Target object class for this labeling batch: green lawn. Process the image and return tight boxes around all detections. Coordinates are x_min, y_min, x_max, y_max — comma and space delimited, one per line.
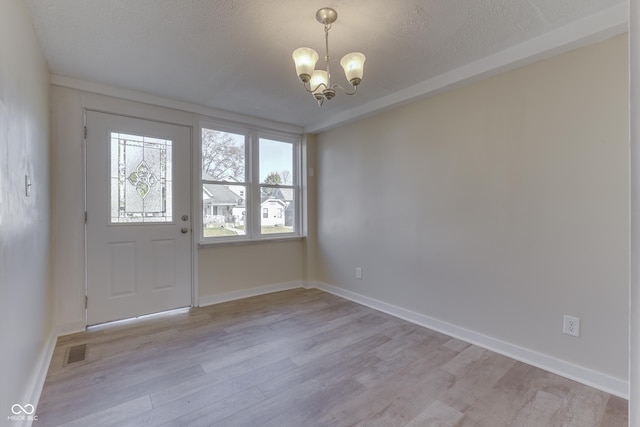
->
261, 226, 294, 234
203, 227, 238, 237
203, 225, 293, 236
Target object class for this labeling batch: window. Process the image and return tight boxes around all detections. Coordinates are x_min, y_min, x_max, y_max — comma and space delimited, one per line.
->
200, 124, 300, 242
110, 132, 172, 223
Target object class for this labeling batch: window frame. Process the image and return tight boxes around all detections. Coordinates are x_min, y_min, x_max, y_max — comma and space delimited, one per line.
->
198, 121, 302, 244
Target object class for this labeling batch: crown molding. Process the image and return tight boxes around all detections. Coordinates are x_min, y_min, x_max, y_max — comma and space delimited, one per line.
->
50, 74, 305, 135
305, 3, 628, 133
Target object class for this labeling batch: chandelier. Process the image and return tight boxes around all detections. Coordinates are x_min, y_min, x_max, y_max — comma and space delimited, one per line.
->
292, 8, 366, 106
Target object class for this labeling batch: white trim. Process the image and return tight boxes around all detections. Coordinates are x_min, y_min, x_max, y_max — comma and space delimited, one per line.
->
310, 281, 629, 399
18, 330, 57, 427
197, 121, 303, 245
197, 236, 305, 247
305, 3, 628, 133
198, 281, 306, 307
55, 321, 86, 337
630, 0, 639, 424
50, 74, 304, 135
191, 122, 200, 309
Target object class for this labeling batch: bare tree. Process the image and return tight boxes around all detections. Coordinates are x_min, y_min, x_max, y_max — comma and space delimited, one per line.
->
202, 129, 244, 180
279, 170, 291, 185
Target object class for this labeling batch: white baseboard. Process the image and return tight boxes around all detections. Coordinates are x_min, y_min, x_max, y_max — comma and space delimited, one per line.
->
17, 329, 57, 427
198, 281, 307, 307
310, 281, 629, 399
56, 321, 86, 337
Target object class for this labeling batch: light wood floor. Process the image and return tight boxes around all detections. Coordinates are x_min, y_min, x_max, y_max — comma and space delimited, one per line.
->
37, 289, 627, 426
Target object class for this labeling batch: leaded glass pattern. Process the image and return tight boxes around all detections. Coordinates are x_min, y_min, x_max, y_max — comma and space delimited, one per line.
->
110, 132, 173, 223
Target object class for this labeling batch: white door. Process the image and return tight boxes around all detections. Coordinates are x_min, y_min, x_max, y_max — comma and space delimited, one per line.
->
86, 111, 192, 325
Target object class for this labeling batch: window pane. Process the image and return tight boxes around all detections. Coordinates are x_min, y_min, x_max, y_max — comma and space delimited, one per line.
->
202, 183, 246, 237
110, 132, 172, 223
259, 138, 293, 185
202, 128, 245, 182
260, 187, 294, 234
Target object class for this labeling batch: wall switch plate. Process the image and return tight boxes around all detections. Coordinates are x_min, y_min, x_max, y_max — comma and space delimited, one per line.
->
356, 267, 362, 279
563, 315, 580, 337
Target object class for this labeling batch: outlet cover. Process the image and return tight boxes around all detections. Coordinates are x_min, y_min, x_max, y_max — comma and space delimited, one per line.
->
356, 267, 362, 279
563, 315, 580, 337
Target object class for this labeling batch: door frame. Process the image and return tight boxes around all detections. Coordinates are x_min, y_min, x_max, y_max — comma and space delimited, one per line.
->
83, 108, 196, 324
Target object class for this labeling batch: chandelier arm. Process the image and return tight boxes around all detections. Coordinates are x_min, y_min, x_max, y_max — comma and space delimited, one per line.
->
331, 83, 358, 96
303, 81, 329, 94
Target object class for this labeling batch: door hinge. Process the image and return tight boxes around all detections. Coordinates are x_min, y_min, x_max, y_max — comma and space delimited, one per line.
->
84, 126, 87, 139
84, 211, 88, 224
85, 295, 88, 309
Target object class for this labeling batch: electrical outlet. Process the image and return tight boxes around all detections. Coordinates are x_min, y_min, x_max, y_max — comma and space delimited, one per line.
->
563, 315, 580, 337
355, 267, 362, 279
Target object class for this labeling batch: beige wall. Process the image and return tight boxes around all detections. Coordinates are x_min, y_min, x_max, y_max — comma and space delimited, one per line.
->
50, 85, 308, 331
315, 35, 629, 381
0, 0, 52, 414
199, 240, 306, 295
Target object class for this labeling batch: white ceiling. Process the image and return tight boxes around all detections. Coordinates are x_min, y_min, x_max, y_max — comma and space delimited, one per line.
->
25, 0, 627, 132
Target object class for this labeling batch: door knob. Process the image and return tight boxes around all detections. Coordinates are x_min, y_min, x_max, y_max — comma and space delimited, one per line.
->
181, 227, 189, 234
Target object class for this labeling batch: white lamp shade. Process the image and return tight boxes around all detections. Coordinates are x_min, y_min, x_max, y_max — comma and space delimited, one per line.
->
340, 52, 366, 84
292, 47, 319, 79
310, 70, 328, 95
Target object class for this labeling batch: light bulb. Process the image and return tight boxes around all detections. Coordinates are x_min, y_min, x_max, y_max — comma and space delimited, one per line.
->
292, 47, 319, 83
340, 52, 366, 86
310, 70, 328, 99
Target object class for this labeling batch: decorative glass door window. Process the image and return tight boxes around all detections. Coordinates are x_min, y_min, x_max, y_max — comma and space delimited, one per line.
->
110, 132, 173, 223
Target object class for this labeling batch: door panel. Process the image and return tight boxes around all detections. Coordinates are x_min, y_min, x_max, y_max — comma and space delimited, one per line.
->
109, 241, 137, 297
86, 111, 192, 325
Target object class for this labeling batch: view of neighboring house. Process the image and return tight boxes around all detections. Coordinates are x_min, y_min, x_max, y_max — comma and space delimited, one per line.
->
202, 174, 294, 230
261, 198, 286, 226
261, 188, 294, 227
202, 183, 242, 226
202, 172, 245, 227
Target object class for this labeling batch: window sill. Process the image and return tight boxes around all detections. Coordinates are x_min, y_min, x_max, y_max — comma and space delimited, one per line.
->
198, 235, 305, 248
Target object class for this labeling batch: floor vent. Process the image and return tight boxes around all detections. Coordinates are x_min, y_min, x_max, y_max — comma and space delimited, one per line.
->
64, 344, 87, 365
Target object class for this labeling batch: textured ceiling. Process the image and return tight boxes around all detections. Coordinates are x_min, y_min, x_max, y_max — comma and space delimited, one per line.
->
25, 0, 627, 132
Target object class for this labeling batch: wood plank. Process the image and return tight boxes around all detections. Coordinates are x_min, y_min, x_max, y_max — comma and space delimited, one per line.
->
404, 400, 465, 427
35, 289, 627, 427
599, 396, 629, 427
61, 395, 153, 427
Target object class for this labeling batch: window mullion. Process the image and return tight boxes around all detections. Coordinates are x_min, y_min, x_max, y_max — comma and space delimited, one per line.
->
293, 140, 300, 234
249, 131, 261, 238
